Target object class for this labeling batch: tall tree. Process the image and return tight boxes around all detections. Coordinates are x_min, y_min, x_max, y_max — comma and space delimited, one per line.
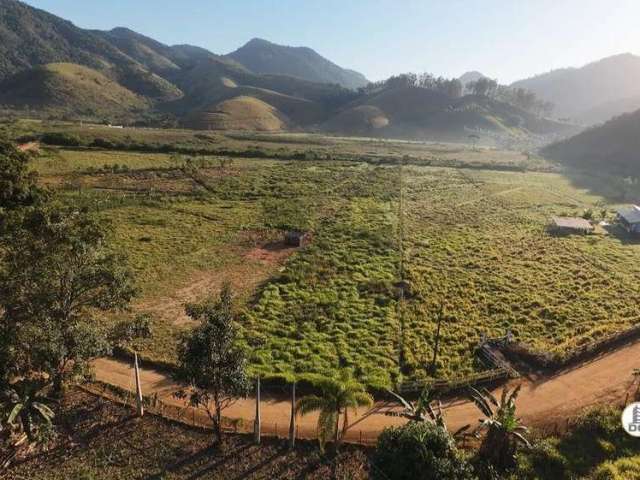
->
0, 205, 136, 395
174, 284, 250, 445
296, 369, 373, 453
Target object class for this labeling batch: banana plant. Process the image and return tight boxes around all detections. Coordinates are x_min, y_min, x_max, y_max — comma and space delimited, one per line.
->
1, 377, 56, 444
469, 384, 530, 470
385, 387, 470, 438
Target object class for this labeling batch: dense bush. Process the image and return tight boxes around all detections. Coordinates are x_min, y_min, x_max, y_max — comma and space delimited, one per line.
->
372, 422, 476, 480
592, 455, 640, 480
514, 407, 640, 479
40, 132, 82, 147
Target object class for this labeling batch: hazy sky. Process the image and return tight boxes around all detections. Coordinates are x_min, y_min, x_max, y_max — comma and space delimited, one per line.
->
23, 0, 640, 84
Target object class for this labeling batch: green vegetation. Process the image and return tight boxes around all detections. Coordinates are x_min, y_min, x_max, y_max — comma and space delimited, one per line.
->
174, 285, 250, 444
5, 126, 638, 388
296, 369, 373, 452
514, 406, 640, 479
470, 385, 530, 471
373, 422, 476, 480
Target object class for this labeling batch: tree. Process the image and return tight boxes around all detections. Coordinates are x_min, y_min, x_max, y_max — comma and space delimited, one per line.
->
174, 284, 250, 445
0, 140, 41, 213
0, 205, 136, 396
468, 78, 497, 97
469, 385, 531, 471
296, 369, 373, 453
372, 422, 476, 480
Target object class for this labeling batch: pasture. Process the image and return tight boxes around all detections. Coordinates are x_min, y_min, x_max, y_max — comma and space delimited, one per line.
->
25, 127, 640, 388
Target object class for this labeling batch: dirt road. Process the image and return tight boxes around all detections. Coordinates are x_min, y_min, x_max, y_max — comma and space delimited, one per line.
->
93, 339, 639, 442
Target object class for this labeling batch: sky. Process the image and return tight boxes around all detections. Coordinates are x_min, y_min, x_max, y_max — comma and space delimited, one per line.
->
23, 0, 640, 84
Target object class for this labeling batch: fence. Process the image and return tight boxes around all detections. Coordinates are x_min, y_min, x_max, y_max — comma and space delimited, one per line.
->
79, 381, 379, 446
501, 319, 640, 371
398, 335, 519, 395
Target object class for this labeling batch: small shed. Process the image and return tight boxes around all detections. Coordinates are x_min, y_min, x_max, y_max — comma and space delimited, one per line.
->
284, 230, 310, 247
549, 216, 594, 235
617, 205, 640, 234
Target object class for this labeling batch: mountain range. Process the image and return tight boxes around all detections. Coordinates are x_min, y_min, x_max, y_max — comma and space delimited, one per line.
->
1, 0, 637, 143
511, 53, 640, 125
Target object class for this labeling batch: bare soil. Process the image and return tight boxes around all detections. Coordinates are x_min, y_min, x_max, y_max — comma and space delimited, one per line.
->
92, 335, 640, 443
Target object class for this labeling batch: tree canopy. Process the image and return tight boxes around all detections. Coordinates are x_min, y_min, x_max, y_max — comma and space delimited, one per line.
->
0, 204, 136, 393
174, 284, 250, 443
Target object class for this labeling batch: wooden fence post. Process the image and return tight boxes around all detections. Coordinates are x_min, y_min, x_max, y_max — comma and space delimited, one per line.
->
254, 376, 261, 444
289, 381, 296, 450
134, 353, 144, 418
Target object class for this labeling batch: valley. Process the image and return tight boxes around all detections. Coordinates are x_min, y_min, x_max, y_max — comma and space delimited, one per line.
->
8, 121, 640, 388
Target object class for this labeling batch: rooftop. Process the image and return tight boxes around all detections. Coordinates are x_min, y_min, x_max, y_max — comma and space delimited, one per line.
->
550, 216, 594, 230
618, 205, 640, 224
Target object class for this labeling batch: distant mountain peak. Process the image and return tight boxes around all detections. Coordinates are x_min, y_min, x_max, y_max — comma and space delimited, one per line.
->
227, 38, 368, 90
459, 71, 488, 85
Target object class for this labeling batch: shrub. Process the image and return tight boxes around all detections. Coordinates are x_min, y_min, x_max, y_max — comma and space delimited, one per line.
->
372, 422, 476, 480
40, 132, 82, 147
592, 456, 640, 480
90, 137, 115, 149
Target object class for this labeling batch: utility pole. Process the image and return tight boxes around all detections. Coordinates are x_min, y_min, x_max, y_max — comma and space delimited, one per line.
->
289, 380, 297, 450
134, 352, 144, 417
254, 376, 261, 444
397, 159, 406, 371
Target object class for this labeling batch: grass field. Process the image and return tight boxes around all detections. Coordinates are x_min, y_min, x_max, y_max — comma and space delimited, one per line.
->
22, 125, 640, 388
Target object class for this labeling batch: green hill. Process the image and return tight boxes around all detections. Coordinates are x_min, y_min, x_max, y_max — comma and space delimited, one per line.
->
323, 86, 573, 141
542, 108, 640, 175
184, 95, 288, 131
0, 63, 150, 121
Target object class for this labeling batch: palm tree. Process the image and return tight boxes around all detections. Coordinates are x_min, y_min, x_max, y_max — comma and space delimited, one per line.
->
386, 387, 470, 438
296, 370, 373, 453
1, 377, 55, 444
469, 385, 530, 470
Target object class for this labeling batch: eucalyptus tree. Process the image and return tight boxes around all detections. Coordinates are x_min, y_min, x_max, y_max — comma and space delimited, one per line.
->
174, 284, 250, 445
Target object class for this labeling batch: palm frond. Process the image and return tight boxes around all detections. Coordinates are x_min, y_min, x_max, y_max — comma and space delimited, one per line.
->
481, 387, 499, 407
507, 384, 522, 405
386, 389, 413, 411
32, 402, 55, 423
469, 387, 493, 418
511, 430, 531, 448
7, 404, 23, 425
296, 395, 326, 416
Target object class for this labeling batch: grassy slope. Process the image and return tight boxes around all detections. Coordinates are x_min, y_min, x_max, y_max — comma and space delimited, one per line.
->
542, 109, 640, 176
0, 63, 150, 120
185, 95, 288, 131
324, 87, 573, 140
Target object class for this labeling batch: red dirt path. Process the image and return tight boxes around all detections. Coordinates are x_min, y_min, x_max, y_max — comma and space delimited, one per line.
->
92, 337, 639, 443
